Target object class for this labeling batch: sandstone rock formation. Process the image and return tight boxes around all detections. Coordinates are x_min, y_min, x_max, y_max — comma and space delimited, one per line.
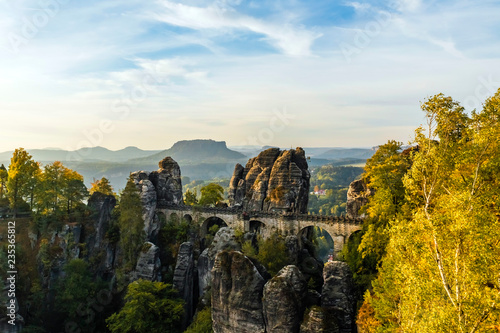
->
263, 265, 307, 333
321, 261, 355, 333
87, 192, 116, 254
228, 148, 310, 213
150, 156, 183, 206
130, 156, 184, 240
198, 227, 241, 297
300, 306, 339, 333
133, 242, 161, 281
173, 242, 195, 329
211, 251, 267, 333
346, 179, 372, 219
285, 235, 300, 266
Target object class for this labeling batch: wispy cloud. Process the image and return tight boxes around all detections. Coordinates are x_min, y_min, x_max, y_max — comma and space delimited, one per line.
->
0, 0, 500, 152
153, 1, 322, 56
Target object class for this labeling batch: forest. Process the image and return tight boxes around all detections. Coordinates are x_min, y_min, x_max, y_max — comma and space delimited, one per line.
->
0, 89, 499, 332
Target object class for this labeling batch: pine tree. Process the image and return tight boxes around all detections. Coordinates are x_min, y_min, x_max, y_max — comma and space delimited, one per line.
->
118, 177, 145, 268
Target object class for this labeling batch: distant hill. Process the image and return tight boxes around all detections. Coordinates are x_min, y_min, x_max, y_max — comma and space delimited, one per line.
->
0, 142, 376, 190
0, 146, 161, 164
129, 139, 246, 164
316, 148, 376, 160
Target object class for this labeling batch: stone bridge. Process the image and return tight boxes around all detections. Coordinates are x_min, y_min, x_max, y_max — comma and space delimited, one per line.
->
158, 205, 363, 256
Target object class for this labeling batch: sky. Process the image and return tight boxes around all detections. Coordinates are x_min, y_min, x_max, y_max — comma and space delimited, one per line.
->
0, 0, 499, 152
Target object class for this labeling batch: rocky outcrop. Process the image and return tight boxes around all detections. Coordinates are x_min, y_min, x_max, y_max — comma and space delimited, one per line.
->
133, 242, 161, 281
228, 148, 310, 213
130, 156, 184, 240
263, 265, 307, 333
130, 171, 159, 240
150, 157, 183, 206
211, 251, 267, 333
285, 235, 300, 266
346, 179, 372, 219
321, 261, 355, 333
300, 306, 339, 333
198, 227, 241, 297
173, 242, 195, 329
87, 192, 116, 254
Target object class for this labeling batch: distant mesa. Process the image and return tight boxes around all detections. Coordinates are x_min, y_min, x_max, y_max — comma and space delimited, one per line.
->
127, 139, 246, 164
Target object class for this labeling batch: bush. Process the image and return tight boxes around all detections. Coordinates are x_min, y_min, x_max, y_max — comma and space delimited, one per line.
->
184, 307, 212, 333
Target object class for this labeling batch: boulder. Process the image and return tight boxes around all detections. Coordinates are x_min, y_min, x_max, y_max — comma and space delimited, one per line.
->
211, 251, 266, 333
263, 265, 307, 333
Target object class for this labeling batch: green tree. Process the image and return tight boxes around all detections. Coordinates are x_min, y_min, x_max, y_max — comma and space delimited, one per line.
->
118, 177, 145, 268
184, 307, 212, 333
184, 189, 198, 206
242, 232, 289, 276
358, 140, 411, 263
56, 259, 104, 332
40, 161, 68, 213
7, 148, 39, 214
90, 177, 114, 196
106, 279, 184, 333
198, 183, 224, 206
62, 170, 88, 215
370, 92, 500, 331
34, 162, 88, 216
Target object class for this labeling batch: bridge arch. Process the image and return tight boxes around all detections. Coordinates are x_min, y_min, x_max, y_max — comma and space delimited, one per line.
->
201, 216, 228, 238
169, 212, 180, 223
183, 214, 193, 223
248, 220, 266, 235
298, 226, 335, 262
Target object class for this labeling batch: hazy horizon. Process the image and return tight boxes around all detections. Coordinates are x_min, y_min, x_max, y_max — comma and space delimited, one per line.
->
1, 0, 499, 152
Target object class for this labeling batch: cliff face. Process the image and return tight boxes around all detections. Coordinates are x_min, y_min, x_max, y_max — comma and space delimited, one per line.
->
228, 148, 310, 213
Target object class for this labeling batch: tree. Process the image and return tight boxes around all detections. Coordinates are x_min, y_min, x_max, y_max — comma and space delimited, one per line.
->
369, 92, 500, 331
62, 170, 88, 215
106, 279, 184, 333
184, 189, 198, 206
0, 164, 7, 202
7, 148, 39, 214
198, 183, 224, 206
41, 161, 67, 213
184, 307, 212, 333
35, 162, 88, 216
118, 177, 145, 268
90, 177, 114, 196
56, 259, 104, 332
358, 140, 411, 263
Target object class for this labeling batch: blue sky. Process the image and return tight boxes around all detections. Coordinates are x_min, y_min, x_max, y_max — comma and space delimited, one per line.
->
1, 0, 499, 152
